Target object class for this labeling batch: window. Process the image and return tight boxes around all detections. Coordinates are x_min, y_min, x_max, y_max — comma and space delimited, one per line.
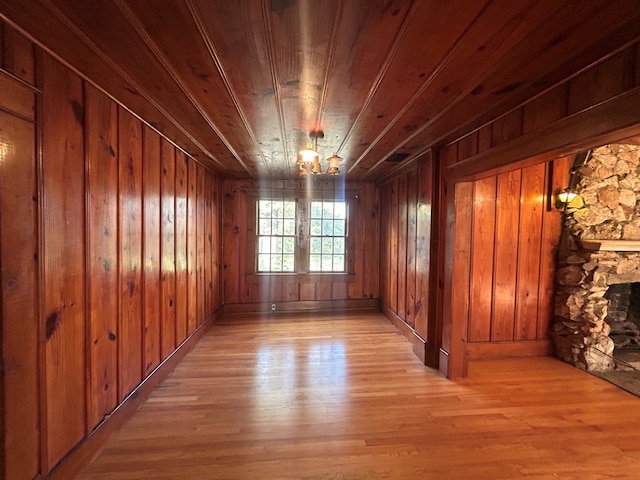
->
257, 200, 296, 272
309, 201, 346, 272
255, 198, 348, 273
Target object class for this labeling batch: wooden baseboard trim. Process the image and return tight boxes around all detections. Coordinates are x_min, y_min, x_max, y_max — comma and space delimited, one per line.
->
45, 309, 221, 480
465, 339, 553, 360
438, 348, 450, 378
379, 302, 427, 364
222, 298, 378, 315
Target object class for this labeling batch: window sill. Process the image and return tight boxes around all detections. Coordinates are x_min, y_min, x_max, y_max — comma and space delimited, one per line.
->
248, 272, 354, 283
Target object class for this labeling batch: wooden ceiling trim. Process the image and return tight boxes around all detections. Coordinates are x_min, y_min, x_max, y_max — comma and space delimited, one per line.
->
190, 0, 285, 176
315, 0, 413, 168
344, 0, 495, 177
420, 1, 640, 153
184, 0, 264, 176
261, 0, 293, 177
114, 0, 253, 177
0, 2, 222, 173
40, 0, 228, 171
353, 0, 550, 178
447, 85, 640, 181
335, 0, 417, 159
313, 0, 343, 132
347, 0, 495, 176
266, 0, 337, 173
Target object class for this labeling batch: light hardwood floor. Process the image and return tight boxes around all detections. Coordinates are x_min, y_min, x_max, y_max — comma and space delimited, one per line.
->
76, 312, 640, 479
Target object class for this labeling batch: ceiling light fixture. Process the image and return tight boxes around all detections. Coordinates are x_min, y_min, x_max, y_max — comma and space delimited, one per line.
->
298, 130, 342, 176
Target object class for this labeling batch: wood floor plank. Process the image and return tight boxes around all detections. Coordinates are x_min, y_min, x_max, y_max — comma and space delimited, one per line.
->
76, 312, 640, 479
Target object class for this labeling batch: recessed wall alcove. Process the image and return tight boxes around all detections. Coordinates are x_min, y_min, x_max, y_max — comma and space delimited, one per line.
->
553, 141, 640, 371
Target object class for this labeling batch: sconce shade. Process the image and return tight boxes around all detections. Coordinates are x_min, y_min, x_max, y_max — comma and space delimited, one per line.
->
299, 143, 319, 164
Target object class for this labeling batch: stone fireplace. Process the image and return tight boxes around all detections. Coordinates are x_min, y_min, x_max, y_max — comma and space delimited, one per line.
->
552, 143, 640, 372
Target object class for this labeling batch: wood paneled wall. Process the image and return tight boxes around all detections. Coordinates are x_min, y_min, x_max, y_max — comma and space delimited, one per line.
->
461, 160, 569, 353
222, 179, 378, 310
0, 24, 222, 479
378, 155, 436, 362
436, 38, 640, 379
444, 43, 640, 182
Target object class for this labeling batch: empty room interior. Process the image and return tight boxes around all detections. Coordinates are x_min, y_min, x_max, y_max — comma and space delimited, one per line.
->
4, 1, 640, 479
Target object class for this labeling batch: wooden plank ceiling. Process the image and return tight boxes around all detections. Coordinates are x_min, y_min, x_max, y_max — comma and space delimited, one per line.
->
2, 0, 640, 181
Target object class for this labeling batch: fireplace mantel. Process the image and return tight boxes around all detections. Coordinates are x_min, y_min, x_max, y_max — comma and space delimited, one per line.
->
580, 240, 640, 252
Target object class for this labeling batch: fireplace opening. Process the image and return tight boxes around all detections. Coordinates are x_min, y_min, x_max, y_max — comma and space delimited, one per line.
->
606, 283, 640, 350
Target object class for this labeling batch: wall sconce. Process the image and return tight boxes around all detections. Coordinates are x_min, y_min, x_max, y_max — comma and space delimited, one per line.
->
555, 188, 582, 210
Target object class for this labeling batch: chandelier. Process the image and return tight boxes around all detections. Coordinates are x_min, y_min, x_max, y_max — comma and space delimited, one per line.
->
297, 130, 342, 176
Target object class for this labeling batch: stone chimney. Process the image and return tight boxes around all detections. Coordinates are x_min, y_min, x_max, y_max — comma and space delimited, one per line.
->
552, 143, 640, 371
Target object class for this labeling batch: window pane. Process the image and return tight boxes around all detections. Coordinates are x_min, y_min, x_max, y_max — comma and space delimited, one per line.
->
271, 254, 282, 271
333, 255, 344, 271
258, 236, 271, 253
334, 202, 346, 219
282, 255, 294, 272
310, 237, 322, 253
283, 237, 295, 254
322, 219, 333, 236
258, 254, 270, 271
259, 200, 271, 218
271, 237, 282, 253
257, 199, 296, 273
272, 201, 284, 218
322, 237, 333, 253
334, 219, 345, 236
334, 237, 345, 254
259, 219, 271, 235
322, 202, 333, 218
272, 219, 283, 235
310, 219, 322, 235
309, 255, 321, 271
284, 201, 296, 218
321, 255, 333, 271
311, 201, 322, 218
283, 219, 296, 235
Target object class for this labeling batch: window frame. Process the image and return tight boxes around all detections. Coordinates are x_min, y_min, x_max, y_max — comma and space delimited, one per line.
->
251, 194, 352, 276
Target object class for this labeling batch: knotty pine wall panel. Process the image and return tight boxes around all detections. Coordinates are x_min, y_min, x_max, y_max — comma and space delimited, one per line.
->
175, 152, 189, 346
205, 171, 214, 317
0, 28, 39, 480
187, 158, 198, 335
42, 53, 87, 470
86, 84, 119, 431
0, 108, 39, 479
491, 169, 521, 342
160, 139, 176, 359
196, 163, 206, 326
222, 180, 378, 308
0, 24, 222, 477
118, 107, 144, 400
379, 155, 435, 344
142, 126, 162, 376
444, 159, 567, 364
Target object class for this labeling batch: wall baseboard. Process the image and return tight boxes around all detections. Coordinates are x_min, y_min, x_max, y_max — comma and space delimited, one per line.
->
379, 302, 428, 365
45, 309, 221, 480
465, 339, 553, 360
222, 298, 378, 315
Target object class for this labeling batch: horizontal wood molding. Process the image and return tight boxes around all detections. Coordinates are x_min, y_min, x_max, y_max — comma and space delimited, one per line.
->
465, 339, 553, 360
45, 311, 220, 480
222, 298, 378, 315
380, 302, 427, 364
581, 239, 640, 251
447, 85, 640, 181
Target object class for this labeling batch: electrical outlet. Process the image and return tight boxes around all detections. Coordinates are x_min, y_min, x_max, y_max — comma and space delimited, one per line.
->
271, 303, 276, 311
